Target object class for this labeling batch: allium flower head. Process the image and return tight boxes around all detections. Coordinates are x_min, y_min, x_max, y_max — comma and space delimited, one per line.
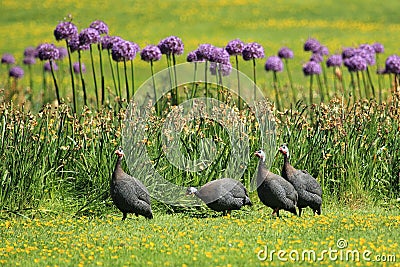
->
242, 42, 265, 60
278, 47, 294, 59
9, 66, 24, 79
89, 20, 109, 35
186, 51, 199, 62
264, 56, 283, 72
326, 54, 343, 67
225, 39, 244, 56
73, 62, 86, 74
140, 45, 162, 62
209, 62, 232, 76
111, 39, 139, 61
384, 54, 400, 74
344, 55, 367, 72
68, 34, 89, 52
37, 43, 60, 61
158, 36, 184, 55
372, 43, 384, 54
316, 46, 329, 56
357, 45, 376, 65
1, 53, 15, 64
196, 44, 214, 61
302, 61, 322, 76
44, 61, 59, 72
209, 47, 230, 64
54, 21, 78, 41
79, 28, 101, 46
342, 47, 355, 59
304, 38, 321, 53
58, 47, 68, 60
101, 35, 123, 50
24, 47, 37, 57
310, 53, 324, 63
23, 57, 36, 65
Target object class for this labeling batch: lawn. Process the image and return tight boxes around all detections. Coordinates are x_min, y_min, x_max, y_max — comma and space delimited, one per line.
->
1, 203, 399, 267
1, 1, 400, 266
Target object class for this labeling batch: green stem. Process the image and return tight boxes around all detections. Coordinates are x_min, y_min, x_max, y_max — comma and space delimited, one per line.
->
89, 45, 99, 109
66, 40, 76, 113
309, 74, 314, 105
78, 51, 87, 106
150, 60, 158, 114
123, 59, 130, 101
130, 60, 135, 100
284, 58, 296, 104
252, 58, 257, 102
49, 60, 61, 106
107, 50, 118, 99
273, 71, 282, 111
235, 55, 241, 110
97, 43, 105, 106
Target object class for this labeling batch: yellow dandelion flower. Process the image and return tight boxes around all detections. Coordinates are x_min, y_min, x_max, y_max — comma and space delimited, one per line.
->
205, 251, 212, 258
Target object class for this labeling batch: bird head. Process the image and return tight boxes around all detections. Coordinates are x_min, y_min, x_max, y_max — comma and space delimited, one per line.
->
115, 147, 124, 158
185, 187, 198, 196
254, 150, 266, 162
278, 144, 289, 157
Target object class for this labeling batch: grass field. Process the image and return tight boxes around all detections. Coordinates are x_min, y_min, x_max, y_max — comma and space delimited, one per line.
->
1, 204, 399, 267
1, 1, 400, 266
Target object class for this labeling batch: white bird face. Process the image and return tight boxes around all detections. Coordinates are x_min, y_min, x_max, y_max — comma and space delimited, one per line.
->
186, 187, 198, 196
254, 150, 266, 162
278, 144, 289, 157
115, 147, 124, 157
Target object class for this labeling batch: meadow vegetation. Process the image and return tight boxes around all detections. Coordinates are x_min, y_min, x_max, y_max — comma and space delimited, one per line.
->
1, 0, 400, 266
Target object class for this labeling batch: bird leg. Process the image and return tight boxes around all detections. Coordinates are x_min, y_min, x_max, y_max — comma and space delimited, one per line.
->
271, 208, 280, 217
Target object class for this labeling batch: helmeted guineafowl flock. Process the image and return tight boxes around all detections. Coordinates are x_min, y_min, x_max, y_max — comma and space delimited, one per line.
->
111, 145, 322, 219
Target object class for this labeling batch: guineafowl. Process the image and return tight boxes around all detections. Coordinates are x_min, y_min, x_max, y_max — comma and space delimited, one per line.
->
255, 150, 298, 217
111, 147, 153, 220
186, 178, 252, 216
278, 144, 322, 216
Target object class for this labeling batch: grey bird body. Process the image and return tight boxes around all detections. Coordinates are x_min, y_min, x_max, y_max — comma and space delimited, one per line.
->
111, 148, 153, 220
187, 178, 252, 215
255, 150, 298, 217
279, 144, 322, 216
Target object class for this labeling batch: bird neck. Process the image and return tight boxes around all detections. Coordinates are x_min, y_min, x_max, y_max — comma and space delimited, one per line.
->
113, 156, 124, 179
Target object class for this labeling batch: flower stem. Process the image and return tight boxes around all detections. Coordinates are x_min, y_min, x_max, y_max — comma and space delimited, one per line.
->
123, 59, 130, 101
66, 41, 76, 113
150, 60, 158, 114
273, 71, 282, 111
235, 55, 241, 110
49, 59, 61, 106
252, 58, 257, 102
89, 45, 99, 109
284, 58, 296, 104
130, 60, 135, 101
97, 43, 105, 106
78, 51, 87, 106
107, 49, 118, 99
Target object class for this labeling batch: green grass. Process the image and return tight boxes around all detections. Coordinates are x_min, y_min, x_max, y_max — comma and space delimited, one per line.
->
1, 203, 399, 266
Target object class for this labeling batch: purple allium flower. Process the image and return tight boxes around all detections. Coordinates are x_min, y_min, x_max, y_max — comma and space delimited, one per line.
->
89, 20, 109, 35
196, 44, 214, 61
304, 38, 321, 53
344, 55, 367, 72
157, 36, 184, 56
1, 53, 15, 64
24, 47, 37, 57
326, 54, 343, 67
316, 46, 329, 56
68, 34, 89, 52
209, 47, 230, 64
225, 39, 244, 56
264, 56, 283, 72
372, 42, 384, 54
100, 35, 123, 50
342, 47, 356, 59
242, 42, 265, 60
209, 62, 232, 76
186, 50, 199, 62
111, 39, 139, 61
9, 66, 24, 79
302, 61, 322, 76
73, 62, 86, 74
37, 43, 60, 61
57, 47, 68, 60
23, 57, 36, 65
140, 45, 162, 62
44, 61, 58, 72
310, 53, 324, 63
357, 45, 376, 66
54, 21, 78, 41
79, 28, 101, 46
384, 54, 400, 74
277, 47, 294, 59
